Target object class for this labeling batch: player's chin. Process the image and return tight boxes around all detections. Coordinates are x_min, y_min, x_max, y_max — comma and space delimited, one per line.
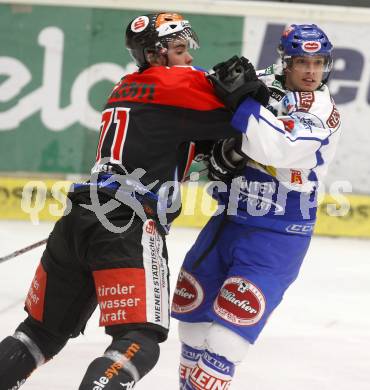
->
299, 80, 319, 92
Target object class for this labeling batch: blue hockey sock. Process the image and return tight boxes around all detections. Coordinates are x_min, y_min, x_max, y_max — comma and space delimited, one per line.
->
184, 349, 235, 390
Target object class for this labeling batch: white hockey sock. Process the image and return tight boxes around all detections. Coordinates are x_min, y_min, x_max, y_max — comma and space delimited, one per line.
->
180, 343, 204, 388
185, 349, 235, 390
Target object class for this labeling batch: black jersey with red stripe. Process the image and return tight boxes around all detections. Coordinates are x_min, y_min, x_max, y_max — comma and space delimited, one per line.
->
92, 65, 235, 192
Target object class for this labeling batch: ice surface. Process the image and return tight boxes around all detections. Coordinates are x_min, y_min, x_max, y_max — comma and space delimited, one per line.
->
0, 220, 369, 389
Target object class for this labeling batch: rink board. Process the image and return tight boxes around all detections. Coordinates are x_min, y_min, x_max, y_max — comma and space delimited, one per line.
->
0, 177, 369, 238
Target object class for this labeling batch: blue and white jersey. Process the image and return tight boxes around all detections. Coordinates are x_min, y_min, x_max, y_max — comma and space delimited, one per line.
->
216, 64, 341, 235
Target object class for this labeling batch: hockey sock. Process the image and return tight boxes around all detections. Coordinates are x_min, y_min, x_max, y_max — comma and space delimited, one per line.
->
79, 330, 160, 390
0, 332, 45, 389
179, 343, 204, 389
184, 349, 235, 390
79, 356, 136, 390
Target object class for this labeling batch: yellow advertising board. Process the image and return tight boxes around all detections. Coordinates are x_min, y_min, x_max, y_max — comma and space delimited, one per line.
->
1, 177, 369, 238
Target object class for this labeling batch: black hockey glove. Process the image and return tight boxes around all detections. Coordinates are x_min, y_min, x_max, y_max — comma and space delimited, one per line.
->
208, 56, 270, 111
208, 137, 248, 183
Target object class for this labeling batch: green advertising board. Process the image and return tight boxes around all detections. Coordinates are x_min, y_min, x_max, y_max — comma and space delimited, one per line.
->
0, 4, 243, 174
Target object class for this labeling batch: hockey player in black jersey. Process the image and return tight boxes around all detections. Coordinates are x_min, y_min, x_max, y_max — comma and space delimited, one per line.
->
0, 12, 268, 390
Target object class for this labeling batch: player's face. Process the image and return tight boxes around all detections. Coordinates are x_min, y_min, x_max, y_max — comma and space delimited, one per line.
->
285, 55, 325, 92
166, 39, 194, 66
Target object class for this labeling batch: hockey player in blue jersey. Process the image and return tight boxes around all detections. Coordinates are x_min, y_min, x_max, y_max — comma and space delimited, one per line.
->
171, 24, 341, 389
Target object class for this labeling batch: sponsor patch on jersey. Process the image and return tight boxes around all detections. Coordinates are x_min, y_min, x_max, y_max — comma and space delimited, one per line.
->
326, 105, 340, 128
131, 16, 149, 33
302, 41, 321, 53
290, 169, 303, 185
25, 261, 47, 322
282, 92, 296, 113
279, 116, 295, 132
298, 91, 315, 111
172, 269, 204, 313
269, 87, 285, 102
94, 268, 147, 326
141, 220, 169, 328
145, 219, 156, 235
213, 277, 265, 326
292, 111, 325, 130
238, 179, 285, 215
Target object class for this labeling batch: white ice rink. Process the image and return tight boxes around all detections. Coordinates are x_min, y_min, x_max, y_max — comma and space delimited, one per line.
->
0, 220, 369, 390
